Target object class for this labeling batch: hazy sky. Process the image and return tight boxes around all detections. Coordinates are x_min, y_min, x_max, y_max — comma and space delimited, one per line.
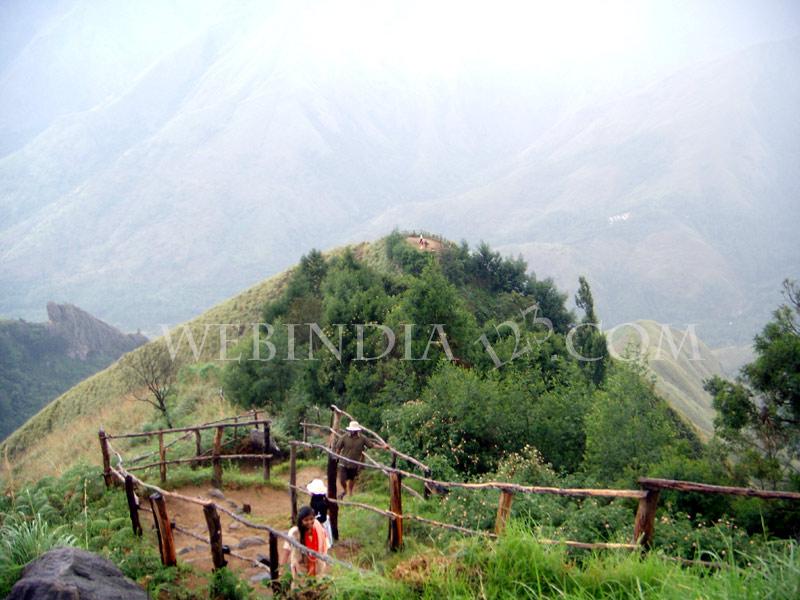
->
4, 0, 800, 85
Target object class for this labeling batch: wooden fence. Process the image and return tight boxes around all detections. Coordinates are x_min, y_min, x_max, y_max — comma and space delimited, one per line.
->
99, 410, 273, 488
101, 429, 356, 593
296, 406, 800, 551
97, 407, 800, 588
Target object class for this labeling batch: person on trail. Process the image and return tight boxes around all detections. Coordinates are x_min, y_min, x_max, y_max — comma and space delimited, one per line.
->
282, 505, 329, 583
333, 421, 387, 499
307, 478, 333, 544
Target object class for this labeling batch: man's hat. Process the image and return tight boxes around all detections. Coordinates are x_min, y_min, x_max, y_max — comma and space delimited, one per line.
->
346, 420, 362, 432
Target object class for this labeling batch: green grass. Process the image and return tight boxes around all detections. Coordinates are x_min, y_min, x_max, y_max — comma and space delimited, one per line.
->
327, 523, 800, 599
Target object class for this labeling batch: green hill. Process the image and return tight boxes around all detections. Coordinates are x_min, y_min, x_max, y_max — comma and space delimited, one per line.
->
1, 234, 716, 490
0, 303, 146, 441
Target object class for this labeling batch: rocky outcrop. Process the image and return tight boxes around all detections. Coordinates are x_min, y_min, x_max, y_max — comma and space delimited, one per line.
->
6, 547, 148, 599
46, 302, 147, 360
248, 429, 281, 455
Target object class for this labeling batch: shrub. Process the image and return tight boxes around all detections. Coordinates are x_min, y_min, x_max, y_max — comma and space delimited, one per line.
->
0, 513, 77, 595
208, 567, 252, 600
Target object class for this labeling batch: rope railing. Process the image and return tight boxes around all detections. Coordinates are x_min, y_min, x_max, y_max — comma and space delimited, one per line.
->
100, 418, 273, 487
290, 441, 647, 500
105, 440, 358, 578
126, 454, 273, 472
128, 410, 266, 464
289, 483, 496, 539
106, 419, 270, 440
170, 522, 270, 571
100, 409, 800, 587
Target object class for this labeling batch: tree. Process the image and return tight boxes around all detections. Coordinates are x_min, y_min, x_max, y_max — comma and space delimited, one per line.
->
571, 276, 609, 386
705, 279, 800, 489
584, 361, 676, 483
123, 343, 182, 428
396, 261, 479, 379
384, 364, 528, 475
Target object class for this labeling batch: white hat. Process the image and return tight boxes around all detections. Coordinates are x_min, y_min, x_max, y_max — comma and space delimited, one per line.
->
346, 420, 362, 432
307, 479, 327, 495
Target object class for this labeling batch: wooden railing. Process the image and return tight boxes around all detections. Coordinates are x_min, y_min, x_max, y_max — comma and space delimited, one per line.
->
97, 407, 800, 587
103, 439, 356, 593
99, 411, 273, 488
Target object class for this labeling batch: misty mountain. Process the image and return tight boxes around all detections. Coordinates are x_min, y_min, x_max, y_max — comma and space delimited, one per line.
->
362, 38, 800, 345
0, 302, 146, 440
0, 1, 796, 347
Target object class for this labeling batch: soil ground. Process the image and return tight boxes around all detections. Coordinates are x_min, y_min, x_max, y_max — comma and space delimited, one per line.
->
142, 465, 352, 592
405, 236, 443, 253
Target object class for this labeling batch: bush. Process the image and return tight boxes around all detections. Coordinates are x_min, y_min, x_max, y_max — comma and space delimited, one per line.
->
0, 513, 77, 595
208, 567, 252, 600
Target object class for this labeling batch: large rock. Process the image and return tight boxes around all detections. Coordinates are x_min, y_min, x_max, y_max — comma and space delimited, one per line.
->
7, 547, 147, 600
247, 429, 281, 454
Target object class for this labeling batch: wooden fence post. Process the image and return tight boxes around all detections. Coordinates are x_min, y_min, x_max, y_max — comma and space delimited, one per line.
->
124, 475, 142, 536
263, 422, 271, 481
149, 493, 177, 566
495, 490, 514, 535
203, 503, 227, 570
327, 455, 339, 542
269, 532, 280, 593
158, 431, 167, 484
233, 416, 239, 442
192, 429, 201, 470
212, 426, 223, 489
327, 407, 340, 541
423, 468, 432, 500
290, 444, 298, 524
302, 423, 308, 444
388, 471, 403, 551
328, 407, 341, 448
98, 429, 112, 488
633, 487, 660, 549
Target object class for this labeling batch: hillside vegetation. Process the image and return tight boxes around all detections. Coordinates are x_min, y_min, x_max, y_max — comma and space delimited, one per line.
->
2, 234, 799, 598
607, 320, 722, 439
0, 303, 146, 440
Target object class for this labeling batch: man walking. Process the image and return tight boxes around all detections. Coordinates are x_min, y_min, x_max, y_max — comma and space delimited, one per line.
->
333, 421, 387, 498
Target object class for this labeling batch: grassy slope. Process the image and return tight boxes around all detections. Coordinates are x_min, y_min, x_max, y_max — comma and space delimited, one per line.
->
607, 319, 720, 439
0, 267, 292, 483
0, 241, 384, 485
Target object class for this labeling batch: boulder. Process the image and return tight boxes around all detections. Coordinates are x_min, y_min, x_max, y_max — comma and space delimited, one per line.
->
7, 547, 147, 600
247, 429, 280, 454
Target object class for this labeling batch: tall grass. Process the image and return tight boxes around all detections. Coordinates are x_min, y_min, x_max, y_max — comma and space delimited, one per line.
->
329, 522, 800, 599
0, 513, 77, 595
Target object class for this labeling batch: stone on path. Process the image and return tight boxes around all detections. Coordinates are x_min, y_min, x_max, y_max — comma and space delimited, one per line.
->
207, 488, 225, 500
237, 536, 266, 549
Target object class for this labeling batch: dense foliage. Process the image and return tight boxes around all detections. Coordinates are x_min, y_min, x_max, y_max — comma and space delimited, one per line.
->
0, 321, 116, 440
223, 232, 701, 488
223, 234, 800, 546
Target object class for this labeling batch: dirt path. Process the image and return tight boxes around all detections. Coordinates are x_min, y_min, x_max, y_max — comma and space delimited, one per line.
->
405, 235, 443, 253
158, 465, 327, 586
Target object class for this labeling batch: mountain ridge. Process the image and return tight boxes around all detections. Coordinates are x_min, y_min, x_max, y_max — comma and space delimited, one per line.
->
0, 302, 146, 440
1, 25, 796, 347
